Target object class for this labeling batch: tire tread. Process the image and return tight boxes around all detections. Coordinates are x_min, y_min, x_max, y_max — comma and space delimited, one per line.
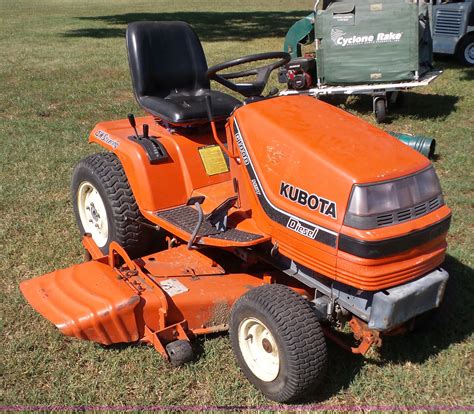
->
72, 152, 153, 256
230, 284, 327, 402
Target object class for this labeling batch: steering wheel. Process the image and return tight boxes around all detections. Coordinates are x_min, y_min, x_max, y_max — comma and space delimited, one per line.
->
206, 52, 291, 98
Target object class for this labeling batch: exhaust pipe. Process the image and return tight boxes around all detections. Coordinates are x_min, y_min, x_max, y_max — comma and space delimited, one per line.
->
388, 131, 436, 159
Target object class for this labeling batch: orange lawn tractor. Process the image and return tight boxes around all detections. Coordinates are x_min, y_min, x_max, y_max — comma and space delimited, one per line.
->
21, 22, 451, 403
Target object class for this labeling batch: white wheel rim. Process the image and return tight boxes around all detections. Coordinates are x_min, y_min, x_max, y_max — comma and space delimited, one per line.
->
238, 317, 280, 382
465, 42, 474, 64
77, 181, 109, 247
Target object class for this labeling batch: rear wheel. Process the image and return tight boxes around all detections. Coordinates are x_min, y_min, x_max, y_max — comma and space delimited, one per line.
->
456, 35, 474, 67
230, 284, 327, 402
72, 152, 154, 257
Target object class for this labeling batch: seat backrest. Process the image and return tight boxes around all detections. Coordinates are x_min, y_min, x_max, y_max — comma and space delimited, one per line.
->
126, 21, 210, 99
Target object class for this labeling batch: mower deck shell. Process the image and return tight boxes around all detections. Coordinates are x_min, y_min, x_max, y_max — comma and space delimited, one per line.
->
20, 240, 312, 347
20, 259, 144, 344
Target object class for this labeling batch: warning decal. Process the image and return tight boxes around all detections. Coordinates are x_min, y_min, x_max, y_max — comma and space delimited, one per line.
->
159, 278, 189, 297
198, 145, 229, 176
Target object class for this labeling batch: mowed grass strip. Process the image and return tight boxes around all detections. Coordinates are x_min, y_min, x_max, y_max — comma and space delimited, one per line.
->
0, 0, 473, 408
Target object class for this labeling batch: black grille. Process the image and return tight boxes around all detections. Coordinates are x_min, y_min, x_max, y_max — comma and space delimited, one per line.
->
397, 209, 412, 222
374, 196, 443, 228
434, 9, 463, 36
376, 213, 393, 226
414, 203, 427, 216
429, 197, 441, 210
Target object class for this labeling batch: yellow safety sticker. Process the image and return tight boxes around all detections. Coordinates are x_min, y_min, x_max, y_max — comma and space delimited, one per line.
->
198, 145, 229, 176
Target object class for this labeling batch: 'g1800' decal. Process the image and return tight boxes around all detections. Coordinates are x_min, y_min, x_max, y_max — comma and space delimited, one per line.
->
280, 182, 337, 219
94, 130, 119, 149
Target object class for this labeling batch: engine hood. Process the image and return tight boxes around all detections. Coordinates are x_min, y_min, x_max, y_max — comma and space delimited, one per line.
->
233, 95, 429, 230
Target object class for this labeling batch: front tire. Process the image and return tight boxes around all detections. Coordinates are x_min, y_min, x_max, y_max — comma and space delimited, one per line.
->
456, 35, 474, 67
71, 152, 154, 257
230, 284, 327, 402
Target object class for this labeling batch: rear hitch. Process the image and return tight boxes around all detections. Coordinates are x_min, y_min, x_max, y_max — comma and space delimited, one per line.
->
348, 317, 382, 355
323, 316, 382, 356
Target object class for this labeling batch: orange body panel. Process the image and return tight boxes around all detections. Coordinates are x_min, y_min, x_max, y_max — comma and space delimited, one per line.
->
232, 95, 430, 230
334, 207, 451, 290
90, 118, 230, 212
225, 96, 450, 290
336, 237, 447, 290
87, 95, 450, 291
91, 119, 269, 248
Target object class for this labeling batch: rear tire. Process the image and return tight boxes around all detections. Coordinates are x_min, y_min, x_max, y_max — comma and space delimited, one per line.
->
456, 35, 474, 67
71, 152, 154, 257
230, 284, 327, 403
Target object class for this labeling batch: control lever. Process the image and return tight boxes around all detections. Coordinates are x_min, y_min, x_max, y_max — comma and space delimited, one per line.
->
204, 95, 237, 159
187, 202, 204, 250
127, 115, 168, 164
127, 113, 140, 139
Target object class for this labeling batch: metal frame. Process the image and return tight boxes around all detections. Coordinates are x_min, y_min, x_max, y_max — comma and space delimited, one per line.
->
280, 70, 442, 97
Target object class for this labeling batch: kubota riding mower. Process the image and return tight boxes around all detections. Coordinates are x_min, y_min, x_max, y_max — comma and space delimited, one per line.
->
20, 21, 451, 402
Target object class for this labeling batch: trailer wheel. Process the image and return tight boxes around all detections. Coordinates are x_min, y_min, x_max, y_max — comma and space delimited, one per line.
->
456, 35, 474, 67
72, 152, 154, 257
230, 284, 327, 403
374, 98, 387, 123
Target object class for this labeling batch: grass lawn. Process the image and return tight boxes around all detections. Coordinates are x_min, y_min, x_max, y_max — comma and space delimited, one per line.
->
1, 0, 473, 408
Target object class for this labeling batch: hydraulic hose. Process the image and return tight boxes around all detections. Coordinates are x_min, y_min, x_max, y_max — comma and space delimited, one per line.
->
388, 131, 436, 159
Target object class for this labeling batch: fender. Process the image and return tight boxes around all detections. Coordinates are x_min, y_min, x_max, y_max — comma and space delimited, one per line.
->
88, 117, 230, 213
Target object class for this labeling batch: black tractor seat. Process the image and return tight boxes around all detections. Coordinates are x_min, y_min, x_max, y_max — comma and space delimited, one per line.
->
126, 21, 241, 125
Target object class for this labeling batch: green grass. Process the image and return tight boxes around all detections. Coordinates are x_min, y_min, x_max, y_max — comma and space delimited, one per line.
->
1, 0, 473, 408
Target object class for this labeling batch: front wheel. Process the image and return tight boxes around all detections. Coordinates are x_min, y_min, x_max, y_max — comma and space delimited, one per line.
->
230, 284, 327, 402
456, 35, 474, 67
71, 152, 154, 257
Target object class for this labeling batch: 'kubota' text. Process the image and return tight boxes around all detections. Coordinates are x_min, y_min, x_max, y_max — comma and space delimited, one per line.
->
280, 182, 337, 219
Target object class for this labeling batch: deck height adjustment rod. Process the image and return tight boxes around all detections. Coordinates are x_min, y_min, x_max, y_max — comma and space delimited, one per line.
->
187, 202, 204, 250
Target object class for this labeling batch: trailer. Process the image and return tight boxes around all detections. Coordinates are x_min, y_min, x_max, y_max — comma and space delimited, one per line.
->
279, 0, 443, 122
